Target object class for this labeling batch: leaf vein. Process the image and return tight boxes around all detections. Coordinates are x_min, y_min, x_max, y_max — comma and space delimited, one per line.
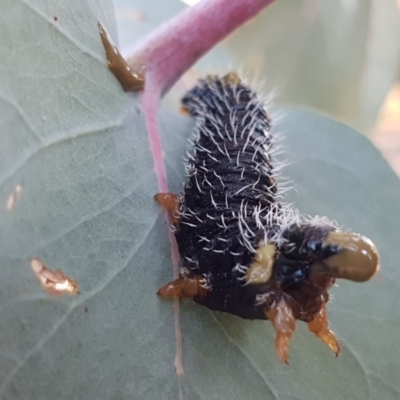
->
210, 313, 280, 400
0, 215, 158, 396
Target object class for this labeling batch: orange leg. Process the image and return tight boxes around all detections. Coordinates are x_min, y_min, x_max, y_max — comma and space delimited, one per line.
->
265, 296, 296, 364
308, 301, 340, 356
155, 192, 181, 225
158, 276, 208, 299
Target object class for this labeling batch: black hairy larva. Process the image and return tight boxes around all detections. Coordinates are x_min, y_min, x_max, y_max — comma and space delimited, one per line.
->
156, 73, 380, 363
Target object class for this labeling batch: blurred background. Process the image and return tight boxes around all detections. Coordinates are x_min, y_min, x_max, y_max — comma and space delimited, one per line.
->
113, 0, 400, 173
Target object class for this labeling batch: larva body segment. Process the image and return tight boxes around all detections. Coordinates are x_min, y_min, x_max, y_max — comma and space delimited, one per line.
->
178, 73, 278, 320
157, 73, 380, 363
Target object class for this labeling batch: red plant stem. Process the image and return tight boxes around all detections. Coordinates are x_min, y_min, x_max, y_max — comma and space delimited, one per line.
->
140, 84, 185, 376
131, 0, 275, 379
127, 0, 275, 96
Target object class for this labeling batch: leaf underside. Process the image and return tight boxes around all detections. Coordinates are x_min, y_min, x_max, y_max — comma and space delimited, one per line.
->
0, 1, 399, 399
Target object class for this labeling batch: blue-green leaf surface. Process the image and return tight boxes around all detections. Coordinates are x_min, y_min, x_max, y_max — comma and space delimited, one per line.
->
1, 1, 399, 399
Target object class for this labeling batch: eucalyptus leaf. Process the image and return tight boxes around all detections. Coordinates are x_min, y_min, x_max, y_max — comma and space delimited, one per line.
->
1, 1, 400, 400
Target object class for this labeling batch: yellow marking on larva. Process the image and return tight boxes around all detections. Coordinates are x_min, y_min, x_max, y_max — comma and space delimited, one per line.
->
245, 242, 276, 284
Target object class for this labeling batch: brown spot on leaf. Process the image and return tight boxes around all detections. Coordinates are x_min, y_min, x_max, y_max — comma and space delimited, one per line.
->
30, 258, 79, 296
6, 185, 23, 211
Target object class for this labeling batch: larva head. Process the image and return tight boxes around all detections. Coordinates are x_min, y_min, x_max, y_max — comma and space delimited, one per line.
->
264, 223, 380, 363
308, 230, 380, 283
272, 223, 380, 299
247, 223, 379, 364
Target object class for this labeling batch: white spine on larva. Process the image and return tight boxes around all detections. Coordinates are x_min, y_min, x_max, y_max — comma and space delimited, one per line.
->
183, 74, 339, 254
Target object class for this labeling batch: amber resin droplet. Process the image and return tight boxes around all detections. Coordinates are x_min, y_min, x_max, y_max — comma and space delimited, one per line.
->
98, 21, 144, 92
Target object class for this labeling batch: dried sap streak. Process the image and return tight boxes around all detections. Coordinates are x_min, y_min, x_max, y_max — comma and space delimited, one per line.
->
156, 74, 380, 363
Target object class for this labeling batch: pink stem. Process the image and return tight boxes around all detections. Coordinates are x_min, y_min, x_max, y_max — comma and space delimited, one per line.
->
127, 0, 275, 96
135, 0, 275, 378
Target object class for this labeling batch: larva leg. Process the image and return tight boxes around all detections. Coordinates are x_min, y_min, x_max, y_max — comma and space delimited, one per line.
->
158, 276, 208, 299
265, 296, 296, 364
307, 301, 340, 356
155, 193, 181, 224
